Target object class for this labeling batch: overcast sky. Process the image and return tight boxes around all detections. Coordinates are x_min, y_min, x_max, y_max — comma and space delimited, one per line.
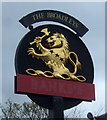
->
1, 1, 106, 118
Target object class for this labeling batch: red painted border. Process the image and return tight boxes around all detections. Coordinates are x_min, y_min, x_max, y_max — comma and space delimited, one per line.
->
15, 74, 95, 101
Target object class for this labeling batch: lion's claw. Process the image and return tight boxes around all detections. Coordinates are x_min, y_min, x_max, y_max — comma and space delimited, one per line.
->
27, 48, 35, 57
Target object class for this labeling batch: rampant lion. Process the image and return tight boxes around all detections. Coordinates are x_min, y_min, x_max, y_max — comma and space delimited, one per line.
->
26, 28, 86, 82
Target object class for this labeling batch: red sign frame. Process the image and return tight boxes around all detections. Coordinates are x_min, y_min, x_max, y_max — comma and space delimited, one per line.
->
15, 74, 95, 101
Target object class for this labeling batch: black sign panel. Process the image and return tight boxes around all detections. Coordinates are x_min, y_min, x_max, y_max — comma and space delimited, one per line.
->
15, 10, 94, 110
19, 10, 89, 37
15, 24, 94, 109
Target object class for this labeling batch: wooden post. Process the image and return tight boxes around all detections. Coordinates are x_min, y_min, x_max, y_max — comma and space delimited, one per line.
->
49, 97, 64, 120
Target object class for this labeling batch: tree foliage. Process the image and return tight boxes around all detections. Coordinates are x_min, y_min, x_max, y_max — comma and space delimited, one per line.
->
0, 99, 48, 120
0, 99, 84, 119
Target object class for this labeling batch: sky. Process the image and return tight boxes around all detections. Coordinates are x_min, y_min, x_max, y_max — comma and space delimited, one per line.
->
0, 1, 106, 118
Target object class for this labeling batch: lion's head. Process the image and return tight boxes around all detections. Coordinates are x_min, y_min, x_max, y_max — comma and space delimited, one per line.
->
46, 33, 69, 49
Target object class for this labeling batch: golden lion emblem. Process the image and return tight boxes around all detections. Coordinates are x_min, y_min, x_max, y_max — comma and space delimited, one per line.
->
26, 28, 86, 82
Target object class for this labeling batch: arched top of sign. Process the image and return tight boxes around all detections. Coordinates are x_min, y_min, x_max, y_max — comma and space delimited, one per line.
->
19, 10, 89, 37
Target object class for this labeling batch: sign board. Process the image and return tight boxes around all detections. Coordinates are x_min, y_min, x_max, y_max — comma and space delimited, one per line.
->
15, 74, 95, 101
15, 10, 95, 110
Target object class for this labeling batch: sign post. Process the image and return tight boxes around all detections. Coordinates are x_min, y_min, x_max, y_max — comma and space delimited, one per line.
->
15, 10, 95, 119
49, 97, 64, 119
